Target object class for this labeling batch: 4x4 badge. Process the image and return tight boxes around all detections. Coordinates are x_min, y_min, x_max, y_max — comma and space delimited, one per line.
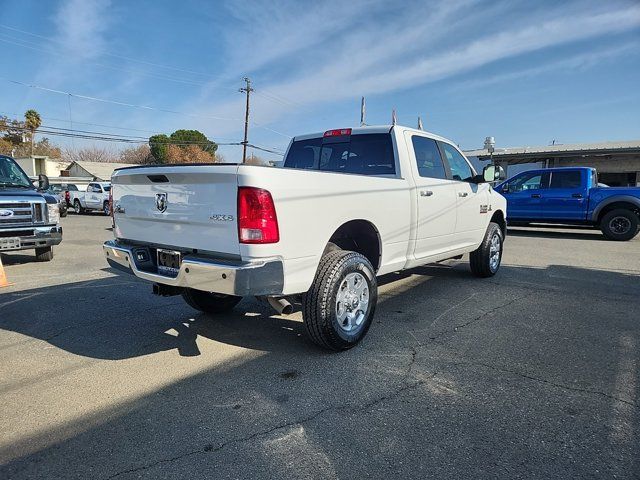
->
155, 193, 167, 213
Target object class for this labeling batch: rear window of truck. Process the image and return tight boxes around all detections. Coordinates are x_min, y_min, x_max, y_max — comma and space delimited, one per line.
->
284, 133, 395, 176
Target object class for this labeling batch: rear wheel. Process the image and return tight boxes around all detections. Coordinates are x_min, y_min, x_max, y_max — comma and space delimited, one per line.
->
600, 209, 639, 241
470, 222, 504, 277
182, 288, 242, 314
35, 247, 53, 262
73, 199, 84, 214
303, 250, 377, 351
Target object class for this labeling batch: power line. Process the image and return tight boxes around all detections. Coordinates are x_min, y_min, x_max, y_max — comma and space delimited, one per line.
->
0, 24, 228, 80
6, 123, 285, 154
0, 76, 292, 138
0, 25, 306, 124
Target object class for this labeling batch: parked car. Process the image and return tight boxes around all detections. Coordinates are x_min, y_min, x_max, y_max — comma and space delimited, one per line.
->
0, 154, 62, 261
104, 125, 507, 350
69, 182, 111, 215
51, 182, 80, 208
495, 167, 640, 241
46, 185, 68, 217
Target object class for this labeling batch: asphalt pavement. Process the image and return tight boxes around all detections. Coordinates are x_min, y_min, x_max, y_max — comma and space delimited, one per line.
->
1, 214, 638, 479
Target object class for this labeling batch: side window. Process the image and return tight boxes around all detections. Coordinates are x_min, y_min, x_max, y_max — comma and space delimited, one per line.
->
507, 172, 546, 193
411, 136, 447, 179
550, 171, 582, 189
438, 142, 474, 182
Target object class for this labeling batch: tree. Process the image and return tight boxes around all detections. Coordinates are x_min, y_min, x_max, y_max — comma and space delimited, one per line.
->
24, 110, 42, 156
165, 144, 215, 164
119, 144, 152, 164
0, 138, 14, 155
148, 129, 218, 164
0, 115, 25, 146
64, 146, 117, 163
149, 134, 170, 163
244, 154, 267, 166
169, 130, 217, 155
11, 137, 62, 158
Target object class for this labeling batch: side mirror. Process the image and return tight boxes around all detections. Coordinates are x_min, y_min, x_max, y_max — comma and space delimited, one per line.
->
501, 183, 510, 193
38, 174, 50, 191
482, 164, 506, 183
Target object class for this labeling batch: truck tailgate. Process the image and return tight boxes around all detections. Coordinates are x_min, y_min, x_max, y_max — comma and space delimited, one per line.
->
111, 165, 240, 255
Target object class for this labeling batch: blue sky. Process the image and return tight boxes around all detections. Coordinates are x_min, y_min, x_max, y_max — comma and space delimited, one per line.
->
0, 0, 639, 161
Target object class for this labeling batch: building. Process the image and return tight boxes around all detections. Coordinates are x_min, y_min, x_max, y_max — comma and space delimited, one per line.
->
465, 140, 640, 187
14, 155, 71, 178
62, 161, 139, 182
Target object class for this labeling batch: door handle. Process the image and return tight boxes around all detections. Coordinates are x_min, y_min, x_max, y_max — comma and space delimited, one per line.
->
571, 193, 583, 198
458, 192, 468, 197
420, 190, 433, 197
531, 194, 541, 198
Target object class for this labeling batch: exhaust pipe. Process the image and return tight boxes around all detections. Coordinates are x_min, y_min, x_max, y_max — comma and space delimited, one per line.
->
267, 296, 293, 315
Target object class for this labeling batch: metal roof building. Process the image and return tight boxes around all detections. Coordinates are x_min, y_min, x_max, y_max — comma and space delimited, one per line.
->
62, 161, 140, 182
465, 140, 640, 187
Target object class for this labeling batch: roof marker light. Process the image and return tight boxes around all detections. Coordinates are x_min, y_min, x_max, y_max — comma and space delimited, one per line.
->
323, 128, 352, 137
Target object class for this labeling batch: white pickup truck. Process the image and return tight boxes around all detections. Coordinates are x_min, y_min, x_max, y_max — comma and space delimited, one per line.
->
69, 181, 111, 215
104, 125, 507, 350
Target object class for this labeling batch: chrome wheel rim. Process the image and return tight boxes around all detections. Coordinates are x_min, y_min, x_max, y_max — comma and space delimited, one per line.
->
609, 216, 631, 235
489, 233, 501, 272
335, 272, 369, 332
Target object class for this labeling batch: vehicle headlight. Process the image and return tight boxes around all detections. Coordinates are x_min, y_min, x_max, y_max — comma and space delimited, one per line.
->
47, 203, 60, 224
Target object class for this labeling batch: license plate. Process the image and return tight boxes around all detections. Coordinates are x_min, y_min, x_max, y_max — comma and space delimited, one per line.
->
157, 249, 181, 277
0, 237, 21, 251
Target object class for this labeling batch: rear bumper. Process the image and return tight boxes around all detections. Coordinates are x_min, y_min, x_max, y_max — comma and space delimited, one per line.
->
0, 225, 63, 251
103, 240, 284, 296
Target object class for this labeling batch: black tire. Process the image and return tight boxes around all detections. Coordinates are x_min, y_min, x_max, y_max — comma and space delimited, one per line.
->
182, 288, 242, 314
60, 208, 67, 218
469, 222, 504, 278
35, 247, 54, 262
73, 199, 84, 214
103, 201, 110, 216
302, 250, 377, 351
600, 209, 639, 241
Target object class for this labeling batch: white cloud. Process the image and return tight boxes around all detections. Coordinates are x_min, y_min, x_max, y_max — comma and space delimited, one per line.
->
52, 0, 112, 60
186, 1, 640, 142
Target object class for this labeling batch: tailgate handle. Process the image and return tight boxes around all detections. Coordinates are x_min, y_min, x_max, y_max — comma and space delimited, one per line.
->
571, 193, 583, 199
531, 194, 541, 198
147, 175, 169, 183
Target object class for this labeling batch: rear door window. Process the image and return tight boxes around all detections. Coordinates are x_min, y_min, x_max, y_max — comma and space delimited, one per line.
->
411, 136, 447, 179
284, 133, 395, 176
550, 171, 582, 189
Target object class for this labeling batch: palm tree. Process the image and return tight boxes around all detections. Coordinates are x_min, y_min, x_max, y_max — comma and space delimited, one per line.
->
24, 109, 42, 156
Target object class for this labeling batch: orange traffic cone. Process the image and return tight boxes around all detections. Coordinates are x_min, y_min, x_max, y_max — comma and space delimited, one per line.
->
0, 255, 13, 288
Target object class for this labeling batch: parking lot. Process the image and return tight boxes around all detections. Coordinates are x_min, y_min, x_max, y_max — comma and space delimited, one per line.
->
1, 214, 638, 479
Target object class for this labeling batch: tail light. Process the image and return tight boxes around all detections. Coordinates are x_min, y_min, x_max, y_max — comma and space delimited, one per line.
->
237, 187, 279, 244
65, 191, 70, 203
108, 188, 113, 217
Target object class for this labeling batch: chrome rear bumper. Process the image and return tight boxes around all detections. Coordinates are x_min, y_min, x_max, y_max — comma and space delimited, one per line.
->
103, 240, 284, 296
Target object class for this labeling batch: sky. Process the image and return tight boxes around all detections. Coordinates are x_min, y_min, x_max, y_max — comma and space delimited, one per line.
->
0, 0, 639, 162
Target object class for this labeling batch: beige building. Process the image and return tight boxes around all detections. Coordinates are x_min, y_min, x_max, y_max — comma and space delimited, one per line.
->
15, 155, 71, 178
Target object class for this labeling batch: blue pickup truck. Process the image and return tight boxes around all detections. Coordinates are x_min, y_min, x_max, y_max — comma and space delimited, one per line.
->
495, 167, 640, 241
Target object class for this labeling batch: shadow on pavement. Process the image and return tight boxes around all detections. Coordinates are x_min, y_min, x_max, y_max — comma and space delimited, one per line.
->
0, 263, 638, 478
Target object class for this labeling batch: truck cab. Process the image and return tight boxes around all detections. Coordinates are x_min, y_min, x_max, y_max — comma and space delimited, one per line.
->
0, 154, 62, 261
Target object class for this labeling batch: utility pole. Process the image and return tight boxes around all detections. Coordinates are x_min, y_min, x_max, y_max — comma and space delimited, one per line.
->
239, 77, 254, 164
